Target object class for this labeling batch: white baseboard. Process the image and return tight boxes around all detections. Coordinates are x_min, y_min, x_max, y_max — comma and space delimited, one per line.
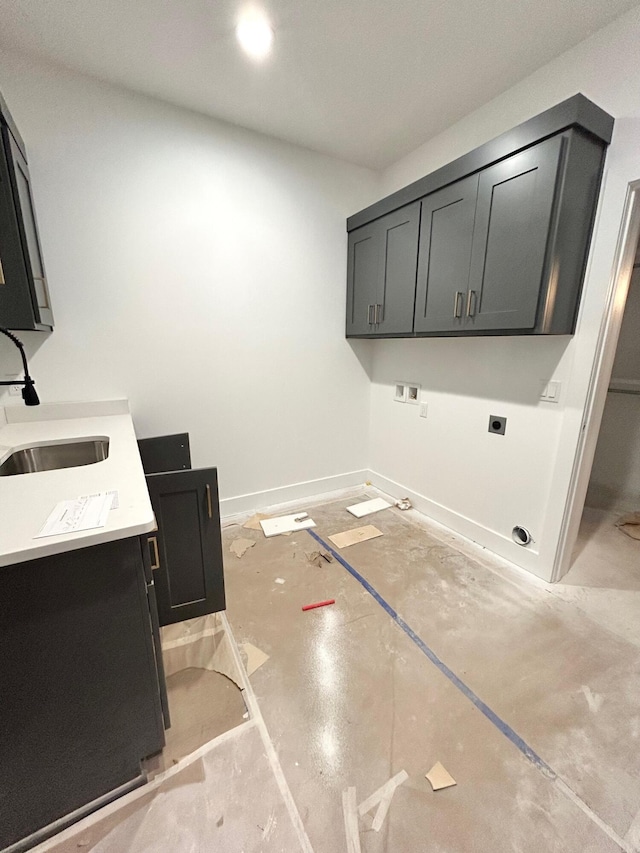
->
220, 466, 549, 581
367, 469, 548, 580
220, 469, 370, 519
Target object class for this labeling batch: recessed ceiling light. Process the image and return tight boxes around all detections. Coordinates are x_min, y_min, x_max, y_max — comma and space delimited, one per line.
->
236, 12, 274, 61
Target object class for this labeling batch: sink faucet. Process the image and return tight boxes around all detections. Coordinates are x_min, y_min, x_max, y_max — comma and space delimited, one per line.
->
0, 326, 40, 405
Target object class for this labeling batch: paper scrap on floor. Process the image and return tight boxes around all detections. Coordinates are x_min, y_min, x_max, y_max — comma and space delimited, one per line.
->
425, 761, 456, 791
260, 513, 316, 537
35, 492, 114, 538
243, 512, 272, 531
616, 511, 640, 541
241, 642, 270, 676
229, 537, 255, 558
329, 525, 383, 549
346, 497, 392, 518
306, 549, 333, 567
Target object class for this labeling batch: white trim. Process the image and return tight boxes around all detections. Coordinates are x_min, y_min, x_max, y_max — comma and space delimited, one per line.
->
219, 469, 369, 518
551, 180, 640, 582
367, 469, 550, 578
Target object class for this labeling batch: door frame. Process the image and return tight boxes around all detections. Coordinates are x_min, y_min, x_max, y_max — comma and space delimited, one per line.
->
552, 179, 640, 582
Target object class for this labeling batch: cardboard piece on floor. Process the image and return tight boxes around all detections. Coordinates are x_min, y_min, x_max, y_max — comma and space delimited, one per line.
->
160, 613, 244, 689
329, 525, 383, 549
260, 513, 316, 537
616, 511, 640, 540
395, 497, 412, 511
346, 498, 392, 518
306, 549, 334, 568
243, 512, 272, 531
229, 537, 255, 558
425, 762, 456, 791
241, 642, 270, 677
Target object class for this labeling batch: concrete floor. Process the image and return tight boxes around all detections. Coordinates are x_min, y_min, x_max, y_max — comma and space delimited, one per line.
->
33, 493, 640, 853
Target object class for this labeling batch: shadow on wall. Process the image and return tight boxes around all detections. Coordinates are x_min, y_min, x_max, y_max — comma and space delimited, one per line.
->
369, 334, 572, 405
347, 338, 375, 381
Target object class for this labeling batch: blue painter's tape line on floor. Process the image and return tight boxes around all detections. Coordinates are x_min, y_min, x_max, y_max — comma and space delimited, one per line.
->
307, 528, 557, 780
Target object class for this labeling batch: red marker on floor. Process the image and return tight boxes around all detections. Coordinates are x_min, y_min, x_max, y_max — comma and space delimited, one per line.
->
302, 599, 335, 611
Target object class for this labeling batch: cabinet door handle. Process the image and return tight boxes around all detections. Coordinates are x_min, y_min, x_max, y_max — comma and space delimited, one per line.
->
375, 303, 382, 324
466, 290, 476, 317
206, 483, 213, 519
148, 535, 160, 570
367, 304, 374, 325
453, 291, 463, 318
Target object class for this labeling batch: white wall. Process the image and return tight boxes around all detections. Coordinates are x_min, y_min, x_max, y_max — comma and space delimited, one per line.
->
587, 267, 640, 510
367, 4, 640, 579
0, 51, 378, 508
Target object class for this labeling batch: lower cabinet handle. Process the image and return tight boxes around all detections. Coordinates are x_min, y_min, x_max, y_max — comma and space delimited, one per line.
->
453, 291, 463, 318
466, 290, 476, 317
148, 536, 160, 570
375, 303, 382, 325
206, 483, 213, 519
367, 304, 373, 325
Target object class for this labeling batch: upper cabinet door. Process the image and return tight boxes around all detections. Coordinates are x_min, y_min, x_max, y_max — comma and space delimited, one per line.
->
466, 136, 564, 331
6, 133, 54, 329
376, 202, 420, 335
346, 221, 380, 336
414, 175, 479, 333
146, 467, 225, 626
0, 126, 53, 330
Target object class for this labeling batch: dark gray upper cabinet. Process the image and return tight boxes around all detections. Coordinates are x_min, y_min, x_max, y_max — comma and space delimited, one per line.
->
466, 135, 563, 332
146, 467, 226, 626
346, 202, 420, 336
0, 93, 53, 331
346, 221, 379, 335
414, 174, 479, 333
345, 94, 613, 339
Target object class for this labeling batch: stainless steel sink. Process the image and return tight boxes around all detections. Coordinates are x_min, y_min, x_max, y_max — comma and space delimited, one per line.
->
0, 438, 110, 476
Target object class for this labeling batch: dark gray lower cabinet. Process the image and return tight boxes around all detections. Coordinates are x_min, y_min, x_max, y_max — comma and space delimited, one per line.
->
137, 432, 191, 475
0, 537, 165, 851
146, 468, 226, 626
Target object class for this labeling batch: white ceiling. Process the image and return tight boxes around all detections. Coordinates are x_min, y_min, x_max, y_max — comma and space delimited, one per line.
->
0, 0, 636, 169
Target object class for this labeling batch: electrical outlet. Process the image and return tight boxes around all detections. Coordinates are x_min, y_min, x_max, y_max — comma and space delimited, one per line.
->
419, 402, 428, 418
488, 415, 507, 435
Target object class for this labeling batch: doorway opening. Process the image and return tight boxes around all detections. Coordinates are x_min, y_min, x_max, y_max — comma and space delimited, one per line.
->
557, 180, 640, 596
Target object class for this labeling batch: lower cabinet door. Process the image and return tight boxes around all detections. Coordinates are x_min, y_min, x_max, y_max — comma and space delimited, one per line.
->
146, 468, 226, 626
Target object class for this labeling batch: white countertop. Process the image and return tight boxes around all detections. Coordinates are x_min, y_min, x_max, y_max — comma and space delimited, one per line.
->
0, 400, 155, 567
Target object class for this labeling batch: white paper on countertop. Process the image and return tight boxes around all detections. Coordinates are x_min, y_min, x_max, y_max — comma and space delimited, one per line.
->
35, 492, 115, 539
